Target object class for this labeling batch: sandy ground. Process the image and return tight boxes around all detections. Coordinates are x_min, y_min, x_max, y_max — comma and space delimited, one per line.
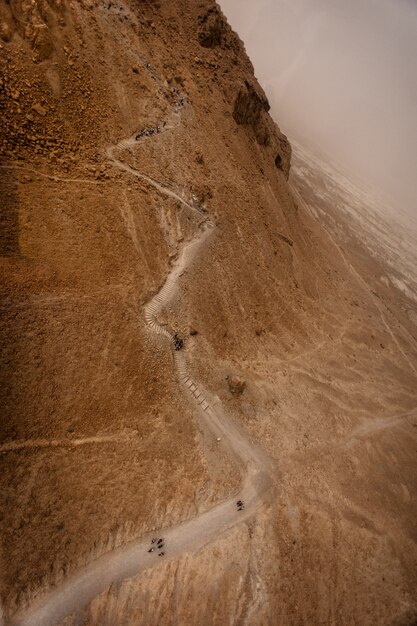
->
1, 1, 416, 625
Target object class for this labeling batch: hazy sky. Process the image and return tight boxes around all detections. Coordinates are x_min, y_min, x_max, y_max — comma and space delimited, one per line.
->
220, 0, 417, 218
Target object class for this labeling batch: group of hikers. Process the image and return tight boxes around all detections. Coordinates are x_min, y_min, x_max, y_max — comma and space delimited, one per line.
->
148, 537, 165, 557
135, 122, 166, 141
146, 502, 245, 560
133, 87, 186, 143
173, 333, 184, 351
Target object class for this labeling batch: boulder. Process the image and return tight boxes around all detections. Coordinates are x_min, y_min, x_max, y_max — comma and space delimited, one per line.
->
227, 376, 246, 396
198, 7, 225, 48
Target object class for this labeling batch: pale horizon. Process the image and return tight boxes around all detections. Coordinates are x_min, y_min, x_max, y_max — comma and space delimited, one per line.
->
220, 0, 417, 221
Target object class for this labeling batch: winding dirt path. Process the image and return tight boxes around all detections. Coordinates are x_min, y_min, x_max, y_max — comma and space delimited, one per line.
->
10, 69, 273, 626
9, 50, 414, 626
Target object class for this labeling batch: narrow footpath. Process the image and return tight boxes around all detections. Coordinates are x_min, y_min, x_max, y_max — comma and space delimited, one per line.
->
11, 62, 273, 626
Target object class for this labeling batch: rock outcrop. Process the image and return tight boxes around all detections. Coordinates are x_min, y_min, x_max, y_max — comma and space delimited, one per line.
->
232, 79, 291, 178
197, 6, 226, 48
0, 2, 299, 617
227, 375, 246, 396
0, 0, 66, 60
1, 2, 415, 625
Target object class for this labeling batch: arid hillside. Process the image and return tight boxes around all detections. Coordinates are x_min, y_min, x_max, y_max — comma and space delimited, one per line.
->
1, 2, 416, 625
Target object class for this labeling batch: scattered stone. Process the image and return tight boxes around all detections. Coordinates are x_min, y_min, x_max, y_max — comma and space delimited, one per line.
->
227, 376, 246, 396
198, 7, 226, 48
32, 102, 48, 116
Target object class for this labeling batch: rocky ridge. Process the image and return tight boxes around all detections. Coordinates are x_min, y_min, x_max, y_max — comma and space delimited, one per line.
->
1, 1, 416, 625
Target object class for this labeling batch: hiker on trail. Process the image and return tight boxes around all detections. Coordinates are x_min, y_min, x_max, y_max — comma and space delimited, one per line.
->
173, 334, 184, 351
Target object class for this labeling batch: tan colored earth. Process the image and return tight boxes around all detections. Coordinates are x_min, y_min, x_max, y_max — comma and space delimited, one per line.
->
0, 1, 416, 625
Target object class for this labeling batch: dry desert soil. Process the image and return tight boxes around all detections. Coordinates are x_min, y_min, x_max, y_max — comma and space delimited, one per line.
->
0, 1, 416, 625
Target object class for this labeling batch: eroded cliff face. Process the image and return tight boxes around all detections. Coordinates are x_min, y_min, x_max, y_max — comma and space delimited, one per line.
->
0, 0, 297, 615
1, 2, 416, 626
232, 80, 291, 175
0, 0, 290, 174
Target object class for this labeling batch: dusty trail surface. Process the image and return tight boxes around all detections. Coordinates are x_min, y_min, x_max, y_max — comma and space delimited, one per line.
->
3, 2, 417, 624
11, 69, 273, 626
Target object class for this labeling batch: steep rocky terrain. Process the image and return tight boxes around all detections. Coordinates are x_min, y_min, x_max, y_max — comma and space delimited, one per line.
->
1, 1, 416, 625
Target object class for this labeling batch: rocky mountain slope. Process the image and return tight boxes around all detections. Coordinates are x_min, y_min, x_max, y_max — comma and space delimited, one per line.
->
1, 1, 416, 625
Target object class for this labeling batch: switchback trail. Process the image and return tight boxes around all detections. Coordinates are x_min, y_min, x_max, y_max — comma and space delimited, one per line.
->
10, 66, 273, 626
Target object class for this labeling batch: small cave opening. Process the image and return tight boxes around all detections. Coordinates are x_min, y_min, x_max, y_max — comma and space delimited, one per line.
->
275, 154, 282, 169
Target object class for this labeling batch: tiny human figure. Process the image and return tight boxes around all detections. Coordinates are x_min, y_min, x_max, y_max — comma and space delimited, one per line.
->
148, 548, 154, 553
158, 552, 165, 557
151, 538, 157, 544
173, 334, 184, 351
